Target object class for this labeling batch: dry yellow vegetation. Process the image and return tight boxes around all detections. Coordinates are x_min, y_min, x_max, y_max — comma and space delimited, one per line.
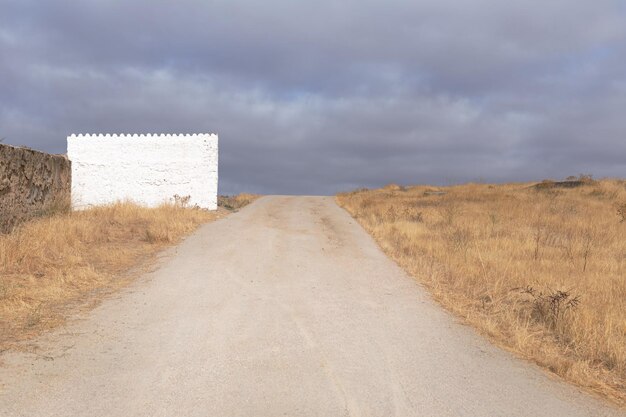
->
337, 178, 626, 405
0, 197, 256, 350
218, 193, 260, 211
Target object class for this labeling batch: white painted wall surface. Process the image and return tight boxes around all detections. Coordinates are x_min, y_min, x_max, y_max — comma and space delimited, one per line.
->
67, 133, 218, 210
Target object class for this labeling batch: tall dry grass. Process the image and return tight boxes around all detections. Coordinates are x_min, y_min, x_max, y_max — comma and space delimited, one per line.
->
337, 179, 626, 405
0, 202, 225, 350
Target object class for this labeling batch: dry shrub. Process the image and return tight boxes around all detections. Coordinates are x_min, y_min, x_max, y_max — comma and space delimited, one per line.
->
517, 287, 580, 332
337, 179, 626, 405
617, 202, 626, 223
0, 202, 221, 349
218, 193, 260, 211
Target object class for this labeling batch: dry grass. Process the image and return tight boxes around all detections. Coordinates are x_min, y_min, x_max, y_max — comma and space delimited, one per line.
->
218, 193, 260, 211
337, 178, 626, 405
0, 201, 232, 350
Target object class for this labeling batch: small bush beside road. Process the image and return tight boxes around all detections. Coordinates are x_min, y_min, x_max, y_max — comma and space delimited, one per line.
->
218, 193, 259, 210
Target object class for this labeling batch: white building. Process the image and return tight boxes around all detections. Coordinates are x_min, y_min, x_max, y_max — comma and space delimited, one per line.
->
67, 133, 218, 210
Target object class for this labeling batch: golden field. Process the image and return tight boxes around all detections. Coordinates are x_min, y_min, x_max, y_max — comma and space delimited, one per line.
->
0, 195, 256, 351
337, 178, 626, 405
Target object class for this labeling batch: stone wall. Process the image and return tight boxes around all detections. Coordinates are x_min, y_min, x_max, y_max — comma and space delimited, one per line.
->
0, 144, 71, 232
67, 134, 218, 210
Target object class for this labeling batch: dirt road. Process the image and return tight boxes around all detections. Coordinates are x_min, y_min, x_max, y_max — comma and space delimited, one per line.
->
0, 196, 621, 416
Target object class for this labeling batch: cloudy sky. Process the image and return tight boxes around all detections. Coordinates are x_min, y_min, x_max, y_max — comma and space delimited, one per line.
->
1, 0, 625, 194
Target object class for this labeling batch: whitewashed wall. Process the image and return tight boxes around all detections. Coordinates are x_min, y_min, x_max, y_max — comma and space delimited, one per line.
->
67, 133, 218, 210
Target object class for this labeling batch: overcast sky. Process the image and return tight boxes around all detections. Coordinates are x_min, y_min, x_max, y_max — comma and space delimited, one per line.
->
1, 0, 625, 194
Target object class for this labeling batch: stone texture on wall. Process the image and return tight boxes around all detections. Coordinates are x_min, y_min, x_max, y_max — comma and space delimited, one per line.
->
0, 144, 71, 233
67, 134, 218, 210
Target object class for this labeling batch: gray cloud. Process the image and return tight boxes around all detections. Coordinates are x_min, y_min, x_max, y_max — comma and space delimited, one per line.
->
1, 0, 625, 194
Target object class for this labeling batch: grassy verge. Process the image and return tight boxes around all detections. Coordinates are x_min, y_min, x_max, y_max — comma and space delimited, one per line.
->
218, 193, 260, 211
0, 197, 255, 351
337, 179, 626, 405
